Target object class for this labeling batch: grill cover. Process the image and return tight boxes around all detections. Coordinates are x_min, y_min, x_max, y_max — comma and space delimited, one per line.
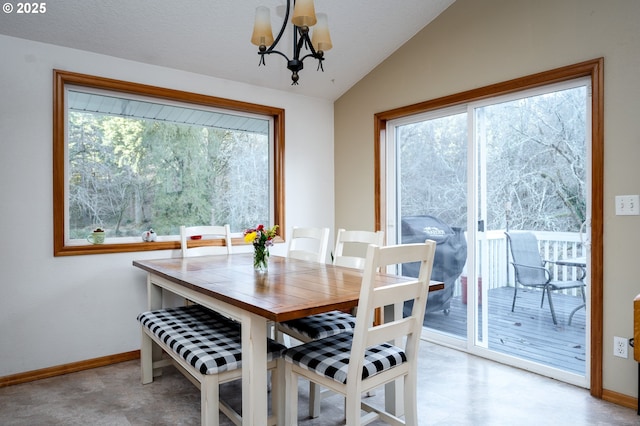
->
401, 215, 467, 314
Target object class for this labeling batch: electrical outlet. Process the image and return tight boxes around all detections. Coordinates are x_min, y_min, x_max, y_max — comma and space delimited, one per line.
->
613, 336, 628, 358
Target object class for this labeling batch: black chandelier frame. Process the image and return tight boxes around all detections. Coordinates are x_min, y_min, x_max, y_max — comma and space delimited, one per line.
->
256, 0, 326, 85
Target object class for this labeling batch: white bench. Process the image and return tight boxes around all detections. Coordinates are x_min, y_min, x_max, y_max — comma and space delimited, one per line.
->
137, 305, 286, 426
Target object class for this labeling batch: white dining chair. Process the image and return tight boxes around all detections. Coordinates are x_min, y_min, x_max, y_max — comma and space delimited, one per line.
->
279, 228, 384, 418
286, 226, 330, 263
333, 228, 385, 269
180, 224, 232, 257
180, 224, 233, 307
283, 239, 436, 425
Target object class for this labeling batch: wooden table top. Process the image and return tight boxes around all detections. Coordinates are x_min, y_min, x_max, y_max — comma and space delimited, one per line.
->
133, 253, 443, 323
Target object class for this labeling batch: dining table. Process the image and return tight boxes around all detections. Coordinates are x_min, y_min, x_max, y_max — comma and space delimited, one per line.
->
133, 253, 443, 426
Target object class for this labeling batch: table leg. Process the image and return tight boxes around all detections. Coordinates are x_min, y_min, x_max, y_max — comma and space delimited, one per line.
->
147, 276, 163, 310
241, 311, 269, 426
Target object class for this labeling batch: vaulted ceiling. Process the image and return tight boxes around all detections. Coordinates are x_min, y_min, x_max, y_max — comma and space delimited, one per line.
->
0, 0, 455, 100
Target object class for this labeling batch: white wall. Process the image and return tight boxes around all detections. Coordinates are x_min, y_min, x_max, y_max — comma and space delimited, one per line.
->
0, 34, 334, 376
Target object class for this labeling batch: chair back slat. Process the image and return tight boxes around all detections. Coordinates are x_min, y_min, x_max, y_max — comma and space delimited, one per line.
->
333, 228, 384, 269
370, 281, 422, 309
287, 226, 330, 263
180, 224, 232, 257
366, 317, 414, 347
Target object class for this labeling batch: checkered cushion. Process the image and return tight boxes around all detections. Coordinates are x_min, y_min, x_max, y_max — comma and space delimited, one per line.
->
137, 305, 286, 375
283, 331, 406, 384
279, 310, 356, 340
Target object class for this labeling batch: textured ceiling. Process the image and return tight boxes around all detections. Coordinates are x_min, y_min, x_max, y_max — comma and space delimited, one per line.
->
0, 0, 454, 100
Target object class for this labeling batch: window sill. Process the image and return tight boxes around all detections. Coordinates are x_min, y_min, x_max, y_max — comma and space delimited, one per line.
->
54, 236, 283, 256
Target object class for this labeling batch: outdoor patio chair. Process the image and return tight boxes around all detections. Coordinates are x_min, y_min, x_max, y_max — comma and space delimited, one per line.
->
505, 231, 586, 325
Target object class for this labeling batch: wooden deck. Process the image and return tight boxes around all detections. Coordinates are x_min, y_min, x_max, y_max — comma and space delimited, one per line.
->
422, 286, 586, 375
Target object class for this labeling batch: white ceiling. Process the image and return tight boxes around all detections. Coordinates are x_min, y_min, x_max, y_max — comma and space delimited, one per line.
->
0, 0, 454, 100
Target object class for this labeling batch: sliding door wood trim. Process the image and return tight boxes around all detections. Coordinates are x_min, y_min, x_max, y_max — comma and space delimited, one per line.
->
374, 58, 604, 397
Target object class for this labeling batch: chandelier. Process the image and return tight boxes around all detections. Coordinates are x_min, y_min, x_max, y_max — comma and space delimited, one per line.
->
251, 0, 332, 85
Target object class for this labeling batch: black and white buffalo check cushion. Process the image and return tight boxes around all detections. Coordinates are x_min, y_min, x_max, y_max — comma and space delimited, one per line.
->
283, 331, 406, 384
279, 310, 356, 340
137, 305, 286, 375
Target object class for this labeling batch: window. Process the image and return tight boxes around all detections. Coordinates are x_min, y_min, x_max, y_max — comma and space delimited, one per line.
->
53, 70, 285, 256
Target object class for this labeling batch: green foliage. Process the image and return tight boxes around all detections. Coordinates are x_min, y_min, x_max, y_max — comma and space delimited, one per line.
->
67, 112, 269, 239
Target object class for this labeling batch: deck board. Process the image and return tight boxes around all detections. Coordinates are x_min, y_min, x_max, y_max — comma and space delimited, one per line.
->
422, 286, 586, 375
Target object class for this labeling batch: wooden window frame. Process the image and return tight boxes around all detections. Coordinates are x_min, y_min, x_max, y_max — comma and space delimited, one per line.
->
53, 70, 286, 256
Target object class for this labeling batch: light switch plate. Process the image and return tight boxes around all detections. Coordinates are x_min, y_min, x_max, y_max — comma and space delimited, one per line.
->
615, 195, 640, 215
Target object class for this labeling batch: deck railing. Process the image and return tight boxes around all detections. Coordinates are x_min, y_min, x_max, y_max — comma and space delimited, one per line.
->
455, 230, 586, 297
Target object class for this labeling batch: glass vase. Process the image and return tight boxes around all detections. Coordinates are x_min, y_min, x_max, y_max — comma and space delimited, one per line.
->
253, 246, 269, 273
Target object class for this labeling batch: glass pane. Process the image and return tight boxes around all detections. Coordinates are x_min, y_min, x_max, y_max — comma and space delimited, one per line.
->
475, 85, 587, 375
66, 89, 271, 239
396, 111, 468, 339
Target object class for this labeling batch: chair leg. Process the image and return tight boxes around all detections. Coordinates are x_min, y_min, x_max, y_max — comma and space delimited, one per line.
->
284, 363, 299, 426
345, 387, 360, 426
404, 373, 418, 426
546, 287, 558, 325
140, 330, 153, 384
568, 286, 587, 326
309, 382, 322, 418
272, 359, 285, 426
511, 285, 518, 312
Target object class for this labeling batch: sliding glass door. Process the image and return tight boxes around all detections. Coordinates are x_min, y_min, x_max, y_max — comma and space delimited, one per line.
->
386, 78, 590, 387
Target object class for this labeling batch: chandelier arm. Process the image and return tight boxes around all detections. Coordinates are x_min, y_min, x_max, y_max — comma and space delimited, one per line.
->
293, 31, 306, 60
260, 49, 290, 62
265, 0, 292, 54
300, 32, 319, 57
258, 50, 289, 66
293, 24, 322, 59
300, 52, 323, 63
